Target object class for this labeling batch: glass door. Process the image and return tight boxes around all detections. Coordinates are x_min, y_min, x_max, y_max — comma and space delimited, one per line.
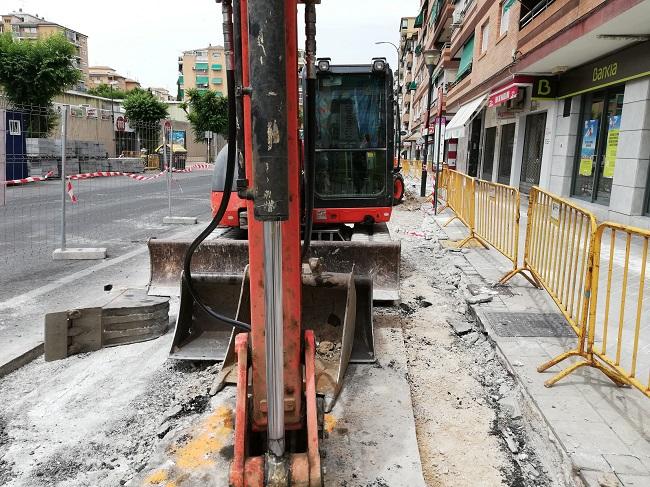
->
467, 116, 483, 177
573, 86, 625, 205
481, 127, 496, 181
519, 112, 547, 194
497, 123, 515, 185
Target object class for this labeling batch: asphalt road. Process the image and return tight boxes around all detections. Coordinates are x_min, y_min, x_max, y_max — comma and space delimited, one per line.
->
0, 171, 214, 301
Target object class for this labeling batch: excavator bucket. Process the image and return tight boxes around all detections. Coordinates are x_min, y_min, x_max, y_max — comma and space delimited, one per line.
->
148, 224, 399, 301
168, 267, 373, 409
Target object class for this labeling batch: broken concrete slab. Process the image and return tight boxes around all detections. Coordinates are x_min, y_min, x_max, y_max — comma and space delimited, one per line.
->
466, 293, 493, 305
44, 288, 169, 361
449, 319, 474, 336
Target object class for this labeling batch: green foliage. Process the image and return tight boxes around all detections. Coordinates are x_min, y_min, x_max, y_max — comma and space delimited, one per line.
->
87, 83, 128, 99
181, 89, 229, 142
0, 32, 83, 107
122, 88, 168, 126
122, 89, 168, 153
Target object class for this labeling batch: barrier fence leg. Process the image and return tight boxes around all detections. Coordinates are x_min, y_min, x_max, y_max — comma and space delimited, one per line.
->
53, 106, 106, 261
162, 125, 197, 226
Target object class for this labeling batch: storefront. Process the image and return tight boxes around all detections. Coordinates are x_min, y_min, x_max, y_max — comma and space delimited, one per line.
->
555, 41, 650, 221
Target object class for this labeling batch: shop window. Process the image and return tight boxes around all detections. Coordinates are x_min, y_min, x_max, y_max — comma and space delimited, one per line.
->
480, 21, 490, 53
572, 86, 625, 206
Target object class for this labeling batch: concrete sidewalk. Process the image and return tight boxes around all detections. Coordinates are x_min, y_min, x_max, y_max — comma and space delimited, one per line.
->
433, 211, 650, 487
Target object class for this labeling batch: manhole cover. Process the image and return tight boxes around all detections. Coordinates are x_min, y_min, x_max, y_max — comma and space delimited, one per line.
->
480, 312, 575, 337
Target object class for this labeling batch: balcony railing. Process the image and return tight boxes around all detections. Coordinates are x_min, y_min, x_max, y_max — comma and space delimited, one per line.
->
520, 0, 556, 29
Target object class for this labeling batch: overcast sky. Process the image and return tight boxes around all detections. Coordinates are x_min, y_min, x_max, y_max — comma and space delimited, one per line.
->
13, 0, 420, 93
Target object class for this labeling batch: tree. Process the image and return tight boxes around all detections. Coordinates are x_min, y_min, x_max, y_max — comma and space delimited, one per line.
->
0, 32, 82, 107
122, 88, 168, 125
87, 83, 128, 100
0, 32, 82, 137
181, 89, 229, 142
122, 88, 169, 153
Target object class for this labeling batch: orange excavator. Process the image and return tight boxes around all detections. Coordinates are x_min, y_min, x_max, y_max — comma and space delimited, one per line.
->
153, 0, 396, 484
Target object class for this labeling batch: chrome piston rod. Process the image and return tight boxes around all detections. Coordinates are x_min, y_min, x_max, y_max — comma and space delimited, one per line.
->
263, 220, 285, 458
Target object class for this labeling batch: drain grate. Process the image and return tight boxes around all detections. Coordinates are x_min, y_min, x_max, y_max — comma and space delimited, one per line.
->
480, 312, 575, 337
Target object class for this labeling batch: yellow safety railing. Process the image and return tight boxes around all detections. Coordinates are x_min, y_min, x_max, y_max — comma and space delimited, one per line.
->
434, 164, 450, 213
443, 170, 487, 249
474, 180, 521, 280
503, 187, 597, 334
542, 223, 650, 397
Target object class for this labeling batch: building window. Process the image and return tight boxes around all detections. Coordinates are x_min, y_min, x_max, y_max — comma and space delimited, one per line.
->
480, 21, 490, 53
212, 52, 221, 59
500, 0, 514, 35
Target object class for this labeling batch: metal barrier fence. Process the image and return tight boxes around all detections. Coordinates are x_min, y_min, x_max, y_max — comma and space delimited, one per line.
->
474, 180, 521, 280
443, 170, 486, 249
544, 223, 650, 397
1, 100, 214, 293
504, 187, 596, 336
436, 173, 649, 397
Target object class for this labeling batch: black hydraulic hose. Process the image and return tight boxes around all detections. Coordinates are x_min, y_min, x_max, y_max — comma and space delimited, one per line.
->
301, 1, 317, 260
181, 5, 250, 333
301, 77, 316, 260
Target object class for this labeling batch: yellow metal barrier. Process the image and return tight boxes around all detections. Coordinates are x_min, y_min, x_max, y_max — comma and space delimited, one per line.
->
434, 165, 449, 212
474, 180, 521, 280
443, 170, 487, 249
502, 187, 597, 331
542, 223, 650, 397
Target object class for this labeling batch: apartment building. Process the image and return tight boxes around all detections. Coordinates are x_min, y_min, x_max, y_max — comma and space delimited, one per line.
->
412, 0, 650, 226
177, 45, 228, 100
1, 9, 89, 90
397, 17, 418, 156
88, 67, 141, 92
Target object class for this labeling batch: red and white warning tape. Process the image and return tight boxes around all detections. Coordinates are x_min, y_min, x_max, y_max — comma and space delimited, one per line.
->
66, 179, 78, 204
4, 171, 54, 186
65, 163, 213, 202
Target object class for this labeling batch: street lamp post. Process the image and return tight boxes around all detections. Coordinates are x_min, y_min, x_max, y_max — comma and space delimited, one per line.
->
375, 41, 402, 172
420, 49, 440, 197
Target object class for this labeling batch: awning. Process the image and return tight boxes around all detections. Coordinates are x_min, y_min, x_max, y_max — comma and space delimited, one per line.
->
456, 35, 475, 81
444, 95, 486, 140
414, 0, 428, 28
404, 131, 421, 142
487, 76, 534, 108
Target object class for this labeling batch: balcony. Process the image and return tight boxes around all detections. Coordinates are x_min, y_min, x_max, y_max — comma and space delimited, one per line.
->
178, 75, 184, 85
520, 0, 556, 29
212, 78, 223, 85
211, 64, 222, 71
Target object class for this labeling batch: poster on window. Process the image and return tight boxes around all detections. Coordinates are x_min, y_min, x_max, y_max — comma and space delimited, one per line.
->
603, 115, 620, 179
579, 119, 598, 177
